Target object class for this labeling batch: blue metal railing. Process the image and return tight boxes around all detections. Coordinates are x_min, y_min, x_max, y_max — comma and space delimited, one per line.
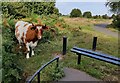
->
26, 56, 59, 83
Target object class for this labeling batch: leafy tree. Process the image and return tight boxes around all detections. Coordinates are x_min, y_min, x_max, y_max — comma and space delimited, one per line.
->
70, 8, 82, 17
106, 1, 120, 28
106, 1, 120, 14
83, 11, 92, 18
93, 15, 99, 19
111, 14, 116, 19
102, 14, 109, 19
112, 14, 120, 28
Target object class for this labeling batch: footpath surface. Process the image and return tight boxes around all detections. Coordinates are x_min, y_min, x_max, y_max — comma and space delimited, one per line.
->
59, 67, 99, 81
94, 24, 118, 38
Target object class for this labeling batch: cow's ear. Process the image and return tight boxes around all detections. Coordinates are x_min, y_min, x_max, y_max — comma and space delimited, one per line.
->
42, 24, 47, 29
31, 23, 36, 30
32, 23, 34, 27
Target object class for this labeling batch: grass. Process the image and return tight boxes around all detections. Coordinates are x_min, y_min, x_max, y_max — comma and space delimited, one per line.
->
62, 17, 119, 81
2, 15, 119, 82
0, 34, 2, 82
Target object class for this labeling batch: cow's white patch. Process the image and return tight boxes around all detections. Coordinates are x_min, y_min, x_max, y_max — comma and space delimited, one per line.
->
26, 41, 38, 57
36, 26, 42, 39
26, 53, 30, 59
15, 21, 31, 44
32, 50, 34, 56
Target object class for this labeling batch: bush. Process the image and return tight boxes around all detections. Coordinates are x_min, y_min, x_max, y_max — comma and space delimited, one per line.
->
2, 19, 23, 83
112, 14, 120, 29
110, 14, 116, 19
102, 14, 109, 19
2, 2, 59, 19
70, 8, 82, 17
83, 11, 92, 18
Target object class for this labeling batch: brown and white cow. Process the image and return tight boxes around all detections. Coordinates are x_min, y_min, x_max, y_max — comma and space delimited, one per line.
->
15, 21, 48, 59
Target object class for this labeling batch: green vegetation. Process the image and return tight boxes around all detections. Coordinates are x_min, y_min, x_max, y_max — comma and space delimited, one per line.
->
2, 2, 59, 19
1, 2, 62, 82
70, 8, 82, 17
2, 14, 67, 82
60, 17, 119, 81
102, 14, 109, 19
112, 15, 120, 28
83, 11, 92, 18
106, 1, 120, 30
2, 20, 22, 82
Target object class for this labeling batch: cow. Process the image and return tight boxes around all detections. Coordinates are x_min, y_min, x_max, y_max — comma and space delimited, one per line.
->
15, 21, 48, 59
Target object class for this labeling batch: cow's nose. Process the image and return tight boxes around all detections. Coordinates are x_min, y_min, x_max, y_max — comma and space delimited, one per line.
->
38, 36, 42, 39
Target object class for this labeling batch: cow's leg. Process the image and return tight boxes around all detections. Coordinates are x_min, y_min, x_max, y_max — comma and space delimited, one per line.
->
31, 49, 34, 56
26, 43, 30, 59
31, 41, 38, 56
18, 38, 23, 49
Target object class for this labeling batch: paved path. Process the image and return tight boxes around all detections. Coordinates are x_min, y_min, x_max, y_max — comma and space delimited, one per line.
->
59, 67, 99, 81
94, 24, 118, 38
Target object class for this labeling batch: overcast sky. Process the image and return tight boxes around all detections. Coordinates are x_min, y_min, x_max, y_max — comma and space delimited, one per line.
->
55, 2, 113, 16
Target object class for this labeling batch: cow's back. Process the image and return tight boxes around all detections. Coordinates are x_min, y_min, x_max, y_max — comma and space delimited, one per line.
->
15, 21, 31, 44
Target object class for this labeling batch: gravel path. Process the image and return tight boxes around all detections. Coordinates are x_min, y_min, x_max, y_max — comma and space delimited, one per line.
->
59, 67, 99, 81
93, 24, 118, 38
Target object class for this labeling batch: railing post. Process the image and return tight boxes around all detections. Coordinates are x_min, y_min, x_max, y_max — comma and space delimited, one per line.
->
38, 72, 40, 83
62, 36, 67, 55
77, 54, 81, 64
92, 37, 97, 51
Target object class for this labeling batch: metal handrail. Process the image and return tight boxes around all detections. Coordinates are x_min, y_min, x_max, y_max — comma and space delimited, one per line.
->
26, 56, 59, 83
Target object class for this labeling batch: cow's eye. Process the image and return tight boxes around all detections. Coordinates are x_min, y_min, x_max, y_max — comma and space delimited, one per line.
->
31, 26, 36, 30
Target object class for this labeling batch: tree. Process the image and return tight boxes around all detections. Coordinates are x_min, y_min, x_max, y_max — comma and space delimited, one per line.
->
106, 1, 120, 14
70, 8, 82, 17
83, 11, 92, 18
111, 14, 116, 19
106, 1, 120, 28
112, 14, 120, 28
102, 14, 109, 19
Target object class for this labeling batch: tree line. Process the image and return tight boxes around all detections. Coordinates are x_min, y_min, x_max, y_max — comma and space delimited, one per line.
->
69, 8, 116, 19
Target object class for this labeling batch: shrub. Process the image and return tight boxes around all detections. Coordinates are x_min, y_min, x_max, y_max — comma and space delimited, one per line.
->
111, 14, 116, 19
83, 11, 92, 18
70, 8, 82, 17
102, 14, 109, 19
112, 14, 120, 29
2, 19, 23, 83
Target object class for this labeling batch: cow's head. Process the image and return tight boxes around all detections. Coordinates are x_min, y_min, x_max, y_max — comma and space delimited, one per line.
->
31, 23, 49, 39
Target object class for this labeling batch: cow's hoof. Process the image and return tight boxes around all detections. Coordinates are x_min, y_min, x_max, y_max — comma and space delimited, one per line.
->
26, 57, 29, 59
26, 54, 29, 59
